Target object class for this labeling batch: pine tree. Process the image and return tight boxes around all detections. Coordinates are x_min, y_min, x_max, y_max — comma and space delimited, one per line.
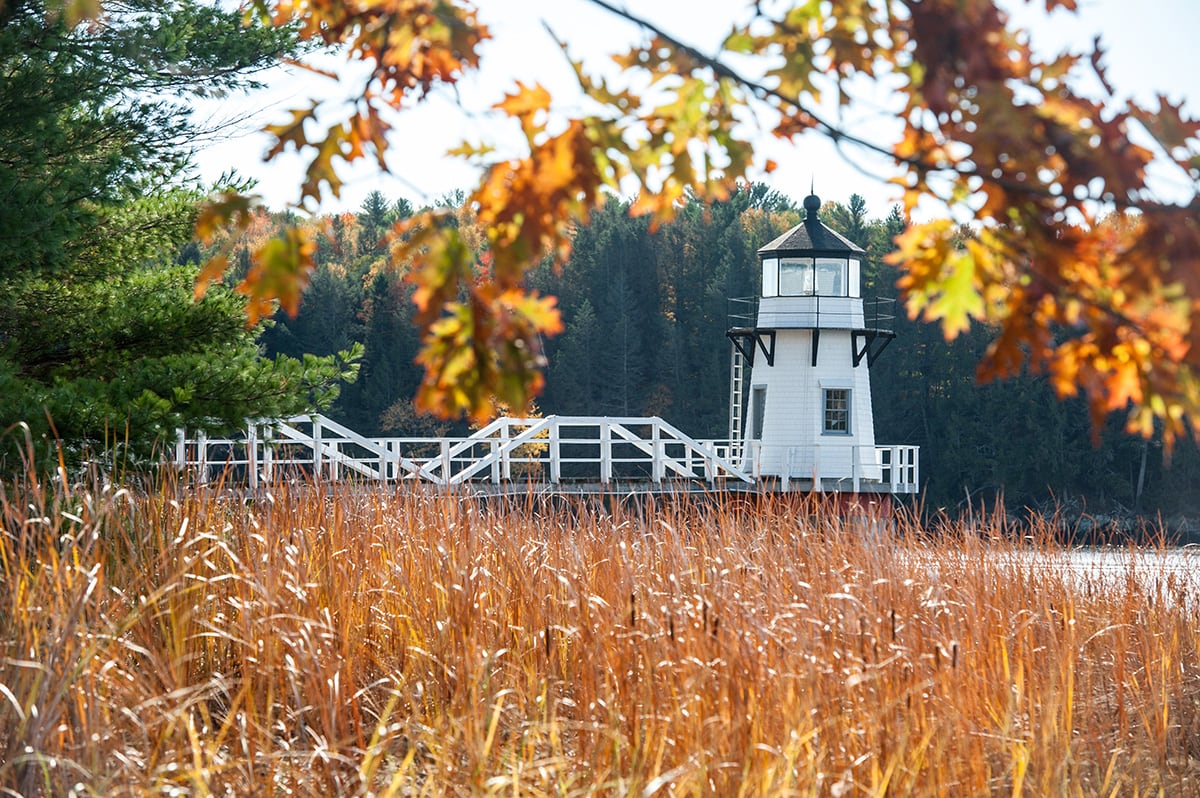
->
547, 300, 600, 414
0, 2, 354, 469
336, 272, 423, 434
357, 190, 393, 255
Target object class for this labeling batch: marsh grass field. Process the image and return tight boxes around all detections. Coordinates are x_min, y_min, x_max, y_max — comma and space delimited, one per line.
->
2, 466, 1199, 796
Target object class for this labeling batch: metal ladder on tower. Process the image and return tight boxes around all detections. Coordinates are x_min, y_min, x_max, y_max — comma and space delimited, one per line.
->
728, 345, 747, 463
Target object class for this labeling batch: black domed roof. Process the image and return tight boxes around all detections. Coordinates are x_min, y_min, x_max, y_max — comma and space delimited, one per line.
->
758, 194, 864, 257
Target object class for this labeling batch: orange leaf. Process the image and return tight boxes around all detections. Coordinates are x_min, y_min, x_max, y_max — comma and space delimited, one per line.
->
264, 103, 318, 160
238, 228, 317, 324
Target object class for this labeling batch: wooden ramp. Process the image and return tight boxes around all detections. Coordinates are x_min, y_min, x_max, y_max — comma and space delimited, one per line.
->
175, 414, 754, 491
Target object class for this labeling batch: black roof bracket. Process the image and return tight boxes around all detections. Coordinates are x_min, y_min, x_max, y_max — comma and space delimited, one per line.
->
726, 328, 776, 368
852, 329, 896, 367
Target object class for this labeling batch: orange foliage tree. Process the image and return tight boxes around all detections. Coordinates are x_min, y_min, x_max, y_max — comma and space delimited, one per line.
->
51, 0, 1200, 441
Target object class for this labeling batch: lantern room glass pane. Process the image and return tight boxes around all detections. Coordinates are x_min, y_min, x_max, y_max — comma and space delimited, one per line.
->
849, 258, 861, 297
815, 258, 847, 296
761, 257, 779, 297
779, 257, 813, 295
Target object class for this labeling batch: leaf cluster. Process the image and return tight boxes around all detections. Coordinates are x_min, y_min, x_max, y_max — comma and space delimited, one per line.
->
46, 0, 1200, 443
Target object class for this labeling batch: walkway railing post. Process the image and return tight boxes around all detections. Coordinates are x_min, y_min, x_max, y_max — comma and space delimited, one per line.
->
600, 420, 612, 484
263, 424, 274, 483
501, 420, 511, 481
247, 423, 258, 491
549, 422, 561, 484
651, 422, 664, 483
890, 446, 899, 493
312, 417, 324, 480
197, 430, 208, 486
851, 445, 860, 494
440, 439, 451, 485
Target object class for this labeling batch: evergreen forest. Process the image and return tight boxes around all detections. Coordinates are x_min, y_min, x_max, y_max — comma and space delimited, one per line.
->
246, 185, 1199, 520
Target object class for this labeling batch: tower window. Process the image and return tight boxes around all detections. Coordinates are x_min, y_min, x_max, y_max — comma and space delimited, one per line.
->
823, 388, 850, 435
773, 256, 850, 297
751, 386, 767, 440
814, 258, 847, 296
778, 257, 813, 295
761, 257, 779, 297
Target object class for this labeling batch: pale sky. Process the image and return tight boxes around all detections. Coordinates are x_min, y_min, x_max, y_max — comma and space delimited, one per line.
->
191, 0, 1200, 218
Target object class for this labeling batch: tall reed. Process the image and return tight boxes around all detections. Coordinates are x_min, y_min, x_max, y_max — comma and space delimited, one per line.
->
2, 472, 1198, 795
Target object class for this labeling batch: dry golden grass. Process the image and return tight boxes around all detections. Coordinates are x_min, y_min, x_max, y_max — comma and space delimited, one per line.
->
2, 468, 1199, 796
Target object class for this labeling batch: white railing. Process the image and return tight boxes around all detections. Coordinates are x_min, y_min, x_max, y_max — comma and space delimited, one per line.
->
175, 414, 754, 489
747, 442, 920, 495
878, 445, 920, 494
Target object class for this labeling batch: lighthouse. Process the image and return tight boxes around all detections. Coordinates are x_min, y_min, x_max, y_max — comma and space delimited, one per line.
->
726, 193, 918, 493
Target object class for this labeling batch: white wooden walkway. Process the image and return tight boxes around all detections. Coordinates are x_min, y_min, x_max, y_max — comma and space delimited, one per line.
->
175, 414, 918, 494
175, 414, 754, 491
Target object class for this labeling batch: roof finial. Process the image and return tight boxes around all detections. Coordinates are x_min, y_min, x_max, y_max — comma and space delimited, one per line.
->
803, 176, 821, 219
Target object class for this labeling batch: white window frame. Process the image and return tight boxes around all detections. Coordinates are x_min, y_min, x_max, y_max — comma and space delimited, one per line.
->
766, 256, 854, 297
814, 257, 848, 297
822, 387, 851, 436
761, 257, 779, 297
779, 257, 813, 296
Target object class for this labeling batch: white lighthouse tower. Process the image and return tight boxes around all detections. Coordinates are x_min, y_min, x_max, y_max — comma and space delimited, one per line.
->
727, 193, 918, 494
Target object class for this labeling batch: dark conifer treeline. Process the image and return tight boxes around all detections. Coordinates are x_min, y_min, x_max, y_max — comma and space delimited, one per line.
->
253, 187, 1199, 516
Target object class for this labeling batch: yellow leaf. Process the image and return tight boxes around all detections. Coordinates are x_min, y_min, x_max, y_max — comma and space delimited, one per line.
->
496, 82, 552, 120
59, 0, 102, 25
930, 249, 984, 339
